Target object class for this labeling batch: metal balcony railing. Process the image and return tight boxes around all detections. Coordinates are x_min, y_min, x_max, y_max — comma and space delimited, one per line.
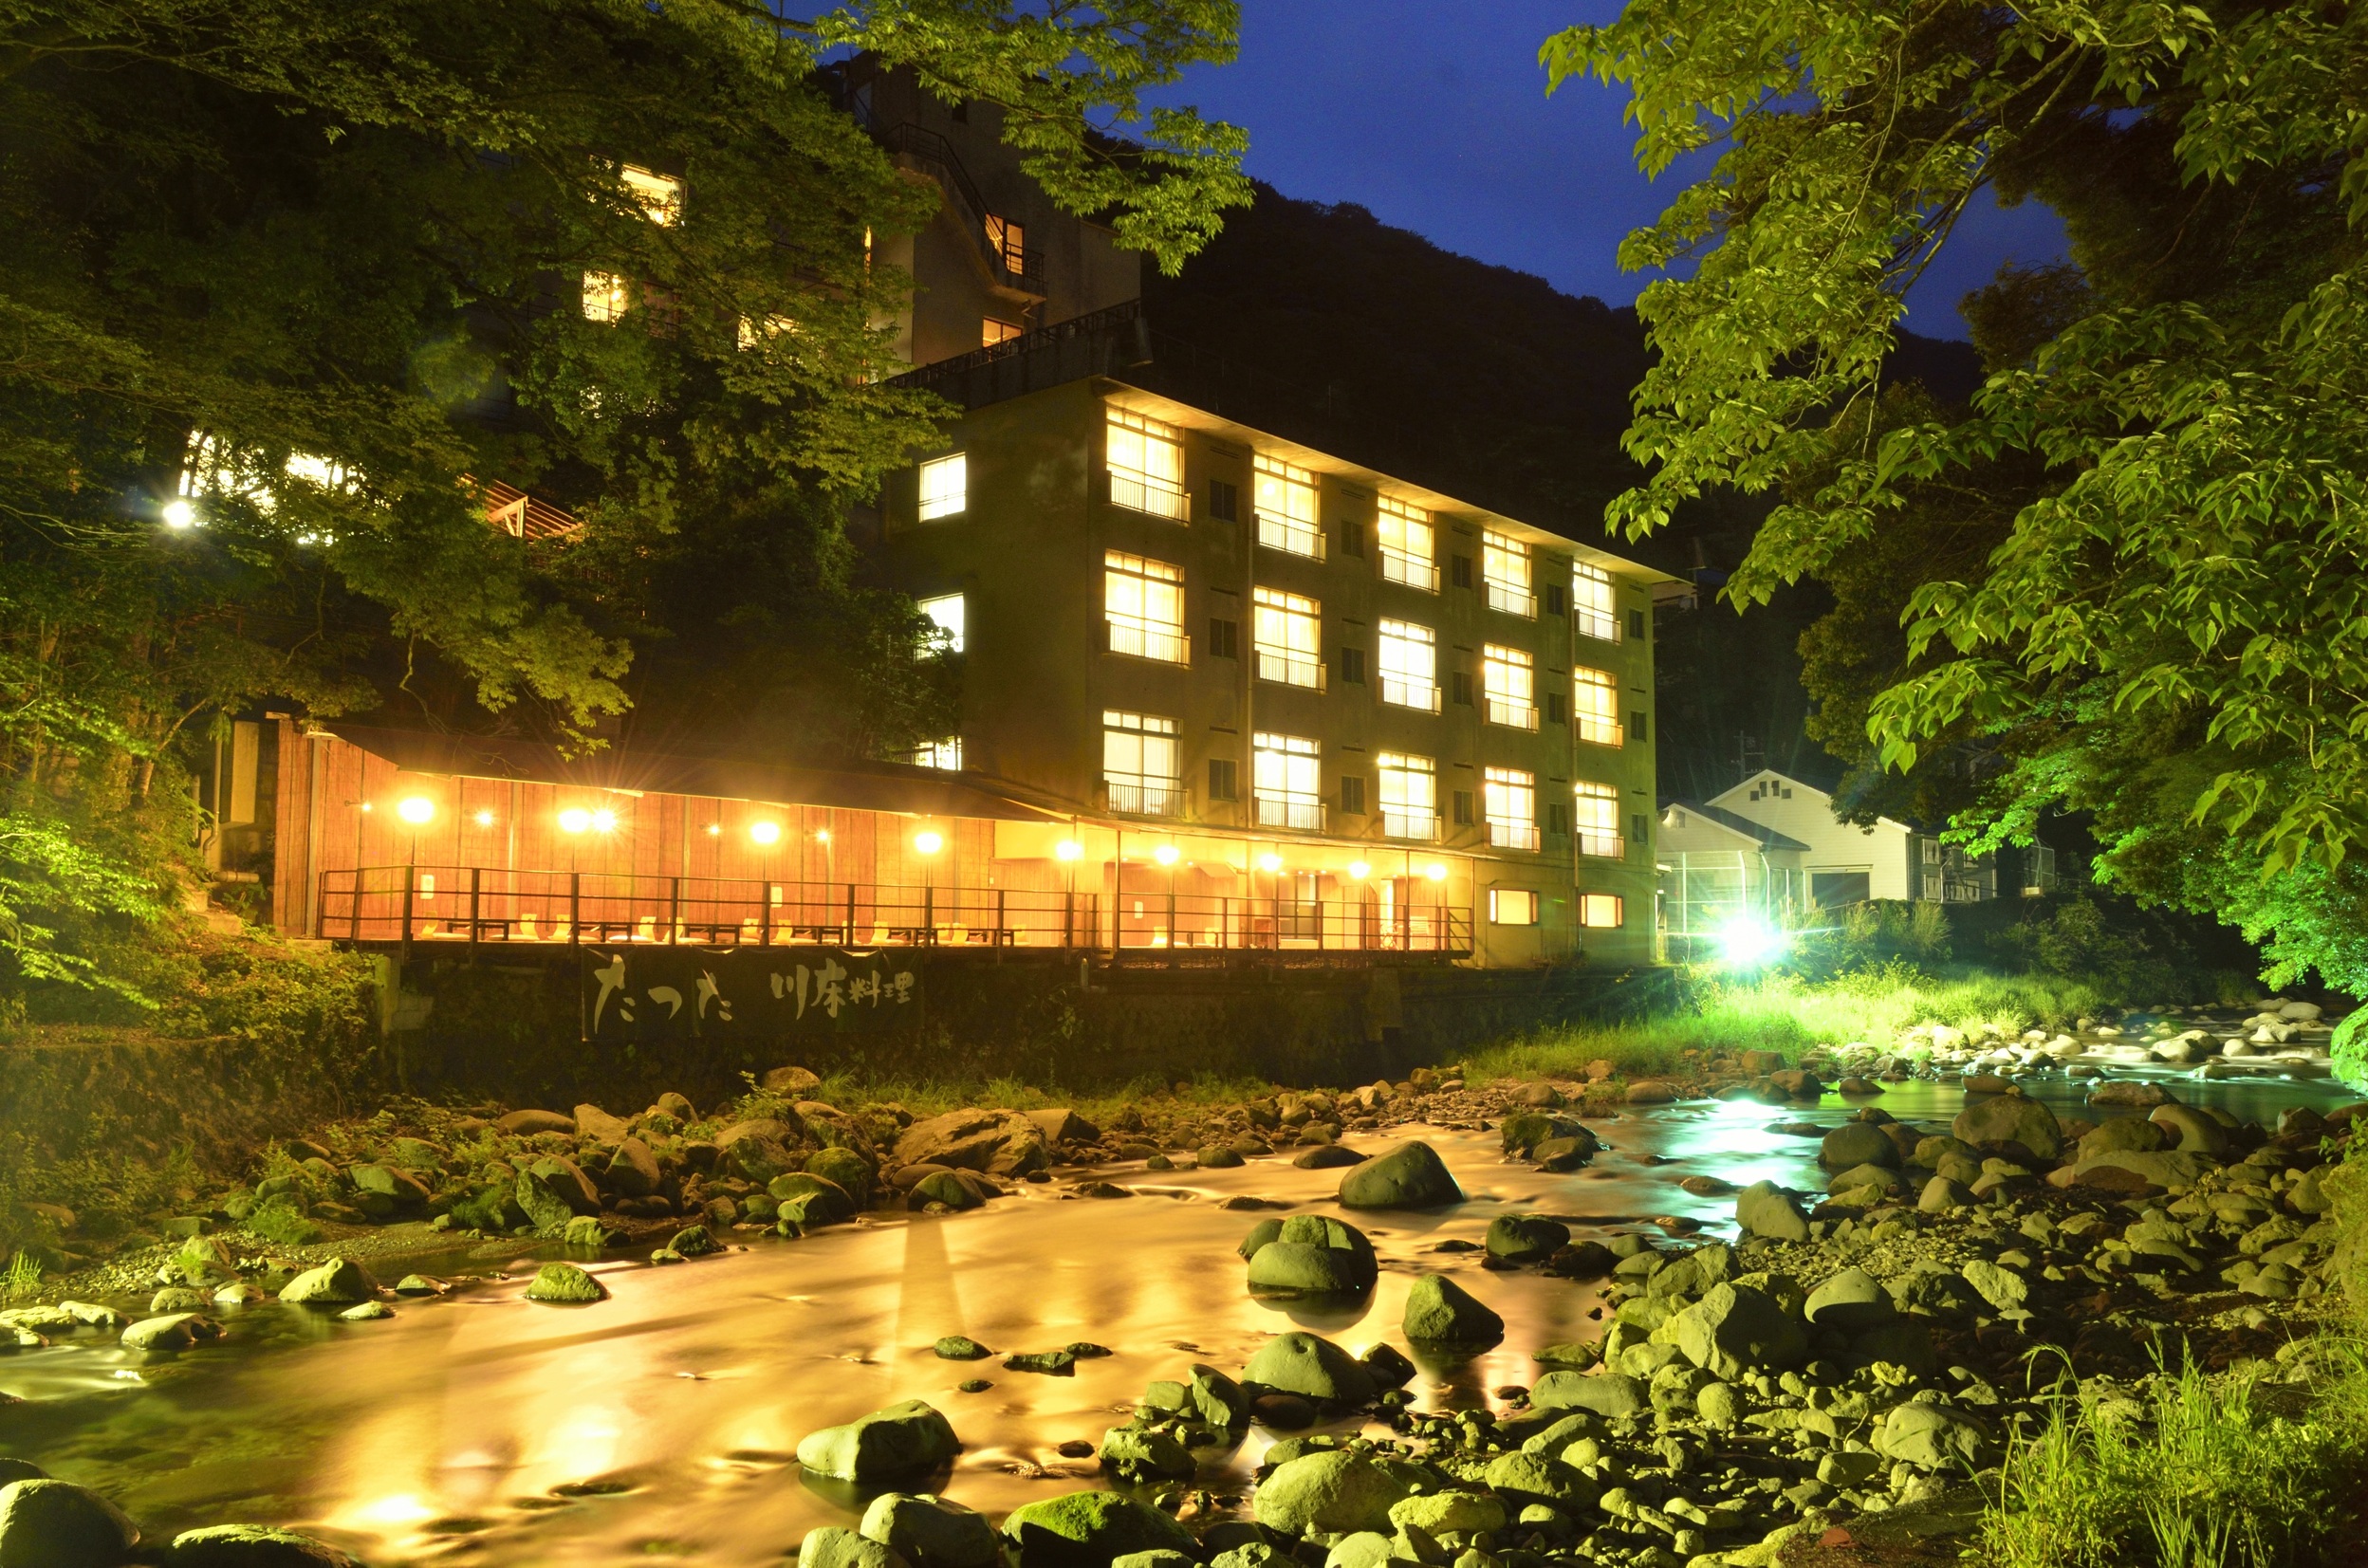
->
1489, 821, 1543, 852
1380, 675, 1442, 713
315, 865, 1471, 958
1252, 795, 1325, 832
1105, 779, 1185, 818
1486, 697, 1540, 731
1381, 809, 1440, 842
1253, 645, 1323, 689
1256, 510, 1324, 560
1485, 580, 1537, 618
1380, 548, 1439, 593
1107, 619, 1191, 665
1110, 469, 1190, 521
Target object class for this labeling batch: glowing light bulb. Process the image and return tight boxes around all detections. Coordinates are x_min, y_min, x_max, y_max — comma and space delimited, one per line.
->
396, 796, 435, 825
915, 831, 944, 856
705, 822, 721, 836
1424, 862, 1448, 882
1257, 853, 1283, 874
558, 807, 592, 834
1054, 839, 1083, 862
815, 830, 831, 844
590, 809, 617, 833
473, 809, 495, 828
1154, 844, 1179, 867
749, 821, 781, 846
162, 499, 197, 528
1348, 859, 1371, 880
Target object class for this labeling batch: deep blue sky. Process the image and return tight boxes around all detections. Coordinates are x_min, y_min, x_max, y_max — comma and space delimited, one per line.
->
1146, 1, 2068, 339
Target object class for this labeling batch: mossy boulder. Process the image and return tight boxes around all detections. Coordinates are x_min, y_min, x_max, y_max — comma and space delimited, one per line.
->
0, 1480, 140, 1567
524, 1263, 606, 1302
1484, 1215, 1570, 1264
800, 1526, 908, 1568
1242, 1216, 1378, 1296
1002, 1492, 1195, 1568
797, 1400, 960, 1482
168, 1524, 361, 1566
1241, 1332, 1376, 1407
1401, 1275, 1503, 1345
278, 1259, 375, 1306
1098, 1426, 1194, 1483
1251, 1450, 1422, 1534
860, 1495, 997, 1568
806, 1146, 875, 1205
1336, 1141, 1462, 1209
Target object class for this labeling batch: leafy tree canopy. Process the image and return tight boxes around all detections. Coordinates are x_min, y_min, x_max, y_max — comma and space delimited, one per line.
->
0, 0, 1246, 996
1550, 0, 2368, 987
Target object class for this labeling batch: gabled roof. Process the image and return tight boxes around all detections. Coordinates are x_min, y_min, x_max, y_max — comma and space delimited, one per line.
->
1709, 768, 1914, 836
1662, 801, 1812, 853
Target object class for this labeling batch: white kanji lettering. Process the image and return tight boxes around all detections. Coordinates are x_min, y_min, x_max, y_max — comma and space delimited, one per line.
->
815, 958, 847, 1019
648, 985, 685, 1019
591, 952, 628, 1030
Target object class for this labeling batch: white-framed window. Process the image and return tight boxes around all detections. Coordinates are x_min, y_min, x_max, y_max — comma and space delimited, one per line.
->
1489, 888, 1540, 926
1485, 766, 1539, 851
1575, 666, 1622, 747
1253, 454, 1322, 559
917, 593, 965, 654
1482, 529, 1536, 618
1378, 752, 1437, 841
1483, 644, 1538, 730
619, 164, 683, 225
1252, 731, 1323, 831
1378, 618, 1440, 711
918, 453, 967, 522
1378, 497, 1437, 591
582, 271, 633, 323
1575, 781, 1622, 859
1580, 893, 1624, 929
912, 736, 963, 771
1574, 562, 1619, 642
1104, 710, 1182, 817
1252, 586, 1322, 688
1105, 551, 1189, 664
1107, 408, 1188, 521
984, 318, 1024, 347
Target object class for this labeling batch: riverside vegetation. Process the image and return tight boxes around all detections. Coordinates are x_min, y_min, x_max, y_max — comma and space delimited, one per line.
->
6, 987, 2368, 1568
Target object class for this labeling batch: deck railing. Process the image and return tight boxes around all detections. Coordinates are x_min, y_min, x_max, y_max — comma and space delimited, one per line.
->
317, 866, 1472, 958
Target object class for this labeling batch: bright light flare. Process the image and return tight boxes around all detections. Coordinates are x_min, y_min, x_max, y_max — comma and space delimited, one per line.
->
558, 808, 592, 834
1423, 862, 1448, 883
1053, 839, 1083, 862
473, 809, 495, 827
162, 499, 198, 529
914, 831, 944, 856
1153, 844, 1180, 867
396, 796, 435, 825
1347, 859, 1371, 880
1257, 853, 1283, 874
749, 821, 781, 846
1715, 914, 1790, 969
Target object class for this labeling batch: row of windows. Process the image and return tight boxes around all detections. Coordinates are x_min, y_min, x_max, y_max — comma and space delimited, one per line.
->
1489, 889, 1626, 930
911, 409, 1641, 642
1097, 707, 1638, 855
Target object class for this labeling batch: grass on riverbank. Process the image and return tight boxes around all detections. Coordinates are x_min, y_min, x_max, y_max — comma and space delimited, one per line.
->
1980, 1346, 2368, 1568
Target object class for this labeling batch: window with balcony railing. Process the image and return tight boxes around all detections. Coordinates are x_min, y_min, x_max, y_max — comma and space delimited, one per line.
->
1485, 766, 1540, 851
1575, 780, 1623, 858
1253, 454, 1323, 559
1378, 751, 1437, 840
1104, 710, 1182, 817
1482, 528, 1536, 618
1252, 731, 1323, 830
1252, 585, 1322, 688
1483, 643, 1538, 729
1575, 666, 1621, 746
1105, 550, 1189, 664
1377, 618, 1439, 711
1574, 562, 1619, 642
1107, 407, 1188, 520
1378, 496, 1438, 591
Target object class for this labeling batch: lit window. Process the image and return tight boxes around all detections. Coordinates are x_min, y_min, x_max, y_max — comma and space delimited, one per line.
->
1105, 550, 1189, 663
1575, 781, 1622, 859
1575, 667, 1621, 747
1489, 888, 1540, 926
738, 314, 796, 351
1107, 408, 1188, 521
1482, 529, 1536, 618
1253, 455, 1322, 559
1251, 586, 1322, 688
1483, 644, 1538, 730
1253, 732, 1323, 831
918, 453, 967, 522
918, 593, 965, 654
1574, 563, 1619, 641
984, 318, 1024, 347
1378, 619, 1440, 711
912, 737, 963, 770
1378, 752, 1437, 841
582, 271, 633, 323
1378, 497, 1437, 591
1580, 893, 1624, 929
1485, 766, 1539, 851
619, 164, 683, 225
985, 213, 1027, 270
1104, 710, 1182, 817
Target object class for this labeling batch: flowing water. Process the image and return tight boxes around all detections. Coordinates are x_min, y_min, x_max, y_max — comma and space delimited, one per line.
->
1, 1069, 2354, 1566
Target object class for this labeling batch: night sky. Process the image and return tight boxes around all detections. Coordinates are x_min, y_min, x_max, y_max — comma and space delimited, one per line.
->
1147, 1, 2069, 339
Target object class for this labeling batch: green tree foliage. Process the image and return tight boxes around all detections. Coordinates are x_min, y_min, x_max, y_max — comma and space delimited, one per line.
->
0, 0, 1247, 996
1549, 0, 2368, 987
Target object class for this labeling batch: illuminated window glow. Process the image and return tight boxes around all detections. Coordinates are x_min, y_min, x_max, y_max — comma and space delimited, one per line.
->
1378, 497, 1437, 591
912, 737, 963, 770
1482, 529, 1536, 618
1575, 666, 1622, 747
1575, 781, 1622, 859
917, 593, 965, 654
1253, 454, 1322, 559
1378, 752, 1436, 841
1485, 766, 1539, 851
619, 164, 683, 225
582, 271, 633, 323
1580, 893, 1625, 928
1489, 888, 1540, 925
1104, 710, 1182, 817
985, 213, 1026, 269
1252, 731, 1323, 831
1574, 563, 1619, 642
1484, 643, 1539, 730
1106, 407, 1187, 520
918, 453, 967, 522
1105, 550, 1189, 663
983, 318, 1024, 347
1378, 618, 1439, 711
1251, 586, 1322, 688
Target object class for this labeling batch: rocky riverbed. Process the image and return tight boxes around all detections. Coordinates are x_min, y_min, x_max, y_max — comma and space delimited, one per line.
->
0, 1017, 2360, 1568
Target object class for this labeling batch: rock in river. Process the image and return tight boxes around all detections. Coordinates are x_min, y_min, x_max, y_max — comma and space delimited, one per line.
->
1733, 1181, 1808, 1243
278, 1259, 375, 1306
1254, 1450, 1423, 1534
1400, 1274, 1503, 1345
1484, 1215, 1570, 1264
1528, 1372, 1649, 1418
1242, 1217, 1378, 1295
861, 1494, 998, 1568
1242, 1332, 1377, 1407
798, 1401, 961, 1482
801, 1526, 908, 1568
1953, 1093, 2064, 1159
1003, 1492, 1195, 1568
524, 1263, 606, 1303
1336, 1141, 1462, 1209
0, 1479, 141, 1567
170, 1524, 361, 1566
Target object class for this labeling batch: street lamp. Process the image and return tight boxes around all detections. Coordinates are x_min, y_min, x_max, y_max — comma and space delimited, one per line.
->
1347, 859, 1371, 880
914, 830, 944, 945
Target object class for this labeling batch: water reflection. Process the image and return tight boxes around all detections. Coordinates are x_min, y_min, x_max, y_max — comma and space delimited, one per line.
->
3, 1068, 2355, 1565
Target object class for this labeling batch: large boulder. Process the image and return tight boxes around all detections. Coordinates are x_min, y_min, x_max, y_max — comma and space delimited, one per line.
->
1499, 1115, 1594, 1160
2068, 1150, 2222, 1190
1252, 1451, 1420, 1535
524, 1263, 606, 1302
495, 1109, 574, 1136
0, 1480, 140, 1567
715, 1118, 804, 1184
120, 1314, 222, 1353
1874, 1403, 1990, 1468
572, 1103, 634, 1143
604, 1138, 663, 1198
1818, 1123, 1898, 1171
1484, 1216, 1570, 1264
1952, 1093, 2063, 1160
1242, 1333, 1376, 1407
1527, 1372, 1649, 1418
1662, 1283, 1807, 1380
514, 1166, 590, 1234
1734, 1181, 1809, 1242
1803, 1268, 1896, 1332
1003, 1493, 1195, 1568
895, 1110, 1042, 1173
2149, 1104, 2230, 1155
1336, 1142, 1462, 1209
800, 1527, 907, 1568
860, 1494, 998, 1568
1243, 1217, 1378, 1296
2078, 1117, 2167, 1160
1481, 1450, 1597, 1510
798, 1401, 961, 1482
169, 1525, 361, 1566
278, 1259, 375, 1306
1097, 1427, 1193, 1484
1400, 1275, 1503, 1345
